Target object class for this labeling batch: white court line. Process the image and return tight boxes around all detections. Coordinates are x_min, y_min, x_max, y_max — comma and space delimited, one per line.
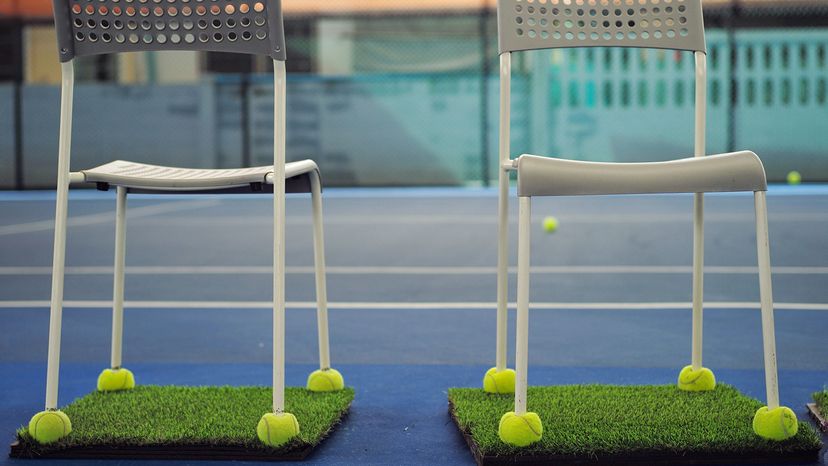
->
0, 200, 221, 236
1, 265, 827, 275
0, 300, 827, 311
137, 212, 828, 226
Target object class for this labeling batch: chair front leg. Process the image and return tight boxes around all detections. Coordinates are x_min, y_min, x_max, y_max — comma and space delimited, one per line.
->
306, 172, 344, 392
751, 190, 798, 441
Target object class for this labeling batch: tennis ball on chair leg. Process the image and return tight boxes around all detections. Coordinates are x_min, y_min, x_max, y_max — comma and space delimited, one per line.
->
753, 406, 799, 441
677, 365, 716, 392
483, 367, 516, 394
28, 410, 72, 444
257, 412, 299, 447
97, 368, 135, 392
498, 411, 543, 447
306, 368, 344, 392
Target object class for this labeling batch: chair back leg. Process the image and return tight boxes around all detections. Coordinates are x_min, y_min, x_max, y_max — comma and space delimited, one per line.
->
110, 186, 127, 369
44, 61, 75, 410
514, 196, 532, 415
272, 59, 287, 413
496, 164, 510, 371
754, 191, 780, 410
691, 51, 707, 371
495, 52, 512, 373
310, 172, 331, 370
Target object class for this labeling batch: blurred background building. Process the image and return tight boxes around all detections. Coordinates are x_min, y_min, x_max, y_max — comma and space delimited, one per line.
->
1, 0, 827, 188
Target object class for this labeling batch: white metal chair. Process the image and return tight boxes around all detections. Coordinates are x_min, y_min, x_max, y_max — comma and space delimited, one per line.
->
488, 0, 798, 445
32, 0, 343, 446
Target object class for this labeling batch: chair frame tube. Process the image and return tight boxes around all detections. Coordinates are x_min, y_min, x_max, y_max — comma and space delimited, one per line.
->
310, 172, 331, 370
272, 59, 287, 413
755, 191, 780, 410
691, 51, 707, 370
111, 186, 127, 369
44, 60, 75, 410
515, 196, 531, 415
495, 52, 512, 372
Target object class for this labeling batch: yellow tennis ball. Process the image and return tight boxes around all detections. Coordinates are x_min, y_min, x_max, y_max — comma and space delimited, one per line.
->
542, 216, 559, 233
499, 411, 543, 447
306, 368, 344, 392
28, 410, 72, 444
787, 171, 802, 185
257, 412, 299, 447
753, 406, 798, 441
677, 365, 716, 392
97, 368, 136, 392
483, 367, 516, 394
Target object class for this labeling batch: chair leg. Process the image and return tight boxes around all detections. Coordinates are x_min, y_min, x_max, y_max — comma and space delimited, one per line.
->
751, 190, 798, 440
30, 61, 75, 445
97, 186, 135, 392
691, 193, 704, 369
484, 163, 516, 394
514, 196, 531, 416
498, 196, 542, 447
257, 59, 298, 448
44, 165, 70, 413
306, 172, 344, 392
678, 193, 716, 391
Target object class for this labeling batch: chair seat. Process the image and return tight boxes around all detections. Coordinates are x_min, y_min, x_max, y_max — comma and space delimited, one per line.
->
514, 151, 767, 197
80, 159, 320, 194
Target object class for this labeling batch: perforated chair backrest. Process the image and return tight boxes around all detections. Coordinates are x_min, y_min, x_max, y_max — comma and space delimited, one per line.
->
497, 0, 705, 54
51, 0, 286, 62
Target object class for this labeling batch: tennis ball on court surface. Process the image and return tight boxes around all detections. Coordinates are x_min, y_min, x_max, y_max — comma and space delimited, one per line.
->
753, 406, 798, 441
307, 368, 344, 392
28, 410, 72, 444
677, 365, 716, 392
542, 216, 559, 233
483, 367, 516, 394
257, 412, 299, 447
97, 368, 135, 392
787, 171, 802, 185
498, 411, 543, 447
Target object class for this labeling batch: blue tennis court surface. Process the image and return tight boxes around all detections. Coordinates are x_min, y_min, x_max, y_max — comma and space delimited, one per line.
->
1, 187, 827, 465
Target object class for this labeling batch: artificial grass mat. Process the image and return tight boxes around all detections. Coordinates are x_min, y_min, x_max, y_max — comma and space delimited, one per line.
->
13, 385, 354, 459
814, 389, 828, 418
449, 384, 822, 464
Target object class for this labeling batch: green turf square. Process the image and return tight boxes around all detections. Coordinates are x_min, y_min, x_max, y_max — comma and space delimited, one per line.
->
13, 385, 354, 460
449, 384, 822, 465
815, 389, 828, 419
